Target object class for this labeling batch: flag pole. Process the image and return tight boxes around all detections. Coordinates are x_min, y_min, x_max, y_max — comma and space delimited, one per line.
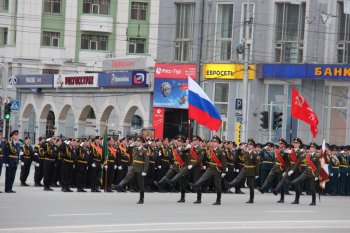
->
104, 121, 108, 192
188, 119, 191, 141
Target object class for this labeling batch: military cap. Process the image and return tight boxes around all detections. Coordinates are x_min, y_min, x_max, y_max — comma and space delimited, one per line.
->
294, 137, 302, 145
212, 135, 221, 144
265, 142, 274, 147
10, 130, 19, 137
95, 136, 101, 140
176, 135, 186, 143
310, 142, 318, 148
247, 138, 255, 146
24, 136, 31, 140
329, 144, 337, 151
192, 135, 203, 142
255, 143, 262, 148
278, 138, 287, 145
155, 138, 161, 142
107, 137, 113, 141
162, 137, 169, 142
136, 136, 145, 143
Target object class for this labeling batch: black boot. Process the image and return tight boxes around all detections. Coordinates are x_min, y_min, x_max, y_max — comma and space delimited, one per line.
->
277, 190, 285, 203
309, 193, 316, 206
246, 189, 254, 203
177, 191, 185, 203
137, 192, 144, 204
213, 192, 221, 205
156, 176, 168, 187
189, 182, 199, 191
194, 191, 202, 204
292, 190, 300, 204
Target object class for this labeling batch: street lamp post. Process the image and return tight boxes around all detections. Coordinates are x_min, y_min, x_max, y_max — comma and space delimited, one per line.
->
0, 63, 8, 139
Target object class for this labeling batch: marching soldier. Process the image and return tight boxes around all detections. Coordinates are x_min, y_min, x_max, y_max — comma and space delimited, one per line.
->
258, 138, 289, 203
19, 136, 34, 186
43, 138, 60, 191
224, 141, 236, 193
156, 138, 173, 192
234, 144, 246, 194
190, 135, 227, 205
115, 137, 131, 191
156, 135, 189, 202
337, 147, 348, 196
227, 138, 260, 203
103, 137, 117, 192
116, 136, 149, 204
144, 138, 157, 192
76, 139, 90, 192
169, 135, 205, 203
34, 137, 46, 186
3, 130, 20, 193
90, 136, 103, 192
258, 142, 275, 190
290, 142, 321, 205
327, 145, 339, 196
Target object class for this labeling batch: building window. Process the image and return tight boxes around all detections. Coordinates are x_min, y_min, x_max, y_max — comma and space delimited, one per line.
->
337, 2, 350, 63
43, 0, 61, 14
42, 69, 59, 74
215, 4, 234, 61
132, 115, 143, 130
275, 3, 305, 63
81, 34, 108, 50
0, 28, 7, 46
129, 38, 146, 54
239, 3, 255, 61
83, 0, 110, 15
131, 2, 147, 20
213, 82, 229, 118
174, 3, 195, 62
0, 0, 8, 11
46, 110, 55, 138
42, 31, 60, 47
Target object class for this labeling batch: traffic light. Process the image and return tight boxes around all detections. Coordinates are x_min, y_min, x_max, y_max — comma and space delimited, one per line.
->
273, 112, 283, 129
4, 103, 11, 120
260, 111, 269, 129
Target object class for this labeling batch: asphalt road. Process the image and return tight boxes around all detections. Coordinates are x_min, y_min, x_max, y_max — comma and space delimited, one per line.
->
0, 166, 349, 233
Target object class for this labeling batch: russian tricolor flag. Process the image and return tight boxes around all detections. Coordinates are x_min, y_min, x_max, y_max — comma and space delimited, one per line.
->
188, 77, 222, 131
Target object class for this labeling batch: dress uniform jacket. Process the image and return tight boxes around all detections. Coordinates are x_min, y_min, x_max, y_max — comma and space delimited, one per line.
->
4, 140, 20, 192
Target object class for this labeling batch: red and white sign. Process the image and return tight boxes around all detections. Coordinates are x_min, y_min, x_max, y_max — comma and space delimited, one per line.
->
154, 63, 197, 79
54, 73, 99, 88
153, 107, 165, 139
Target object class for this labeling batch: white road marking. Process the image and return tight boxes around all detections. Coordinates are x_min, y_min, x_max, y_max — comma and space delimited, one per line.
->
264, 211, 315, 213
1, 220, 350, 232
48, 213, 112, 217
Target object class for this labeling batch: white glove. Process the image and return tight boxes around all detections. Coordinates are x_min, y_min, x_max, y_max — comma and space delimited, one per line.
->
221, 173, 226, 178
5, 164, 9, 167
73, 165, 75, 169
91, 163, 96, 168
202, 166, 206, 170
282, 172, 286, 176
114, 165, 117, 169
255, 176, 259, 179
226, 167, 228, 172
188, 165, 193, 170
185, 144, 192, 150
330, 173, 333, 177
21, 162, 24, 166
159, 152, 162, 156
235, 169, 240, 173
288, 170, 294, 176
34, 153, 38, 156
104, 165, 108, 169
141, 172, 147, 176
35, 163, 40, 167
118, 166, 122, 170
87, 167, 89, 170
130, 142, 136, 147
20, 152, 24, 156
315, 177, 319, 181
338, 173, 341, 178
158, 165, 161, 169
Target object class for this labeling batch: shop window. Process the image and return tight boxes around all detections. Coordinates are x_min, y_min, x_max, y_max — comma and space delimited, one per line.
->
174, 3, 194, 62
214, 3, 233, 61
274, 2, 305, 63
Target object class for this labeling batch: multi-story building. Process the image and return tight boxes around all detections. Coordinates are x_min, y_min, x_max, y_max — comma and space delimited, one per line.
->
0, 0, 159, 139
156, 0, 350, 145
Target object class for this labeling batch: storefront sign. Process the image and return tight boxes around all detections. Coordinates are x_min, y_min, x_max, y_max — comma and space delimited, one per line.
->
153, 108, 165, 139
153, 78, 188, 109
98, 71, 148, 87
15, 74, 53, 88
154, 63, 197, 79
203, 64, 255, 80
103, 57, 150, 71
262, 64, 350, 79
54, 74, 98, 88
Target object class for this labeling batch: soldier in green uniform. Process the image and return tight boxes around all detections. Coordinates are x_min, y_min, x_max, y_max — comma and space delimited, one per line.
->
337, 147, 348, 196
327, 145, 339, 196
34, 137, 46, 186
227, 138, 260, 203
115, 137, 131, 191
3, 130, 20, 193
169, 135, 205, 203
19, 136, 34, 186
156, 138, 173, 192
234, 144, 246, 194
103, 137, 117, 192
190, 135, 227, 205
258, 138, 289, 203
144, 138, 157, 192
156, 135, 189, 202
223, 141, 236, 193
258, 142, 275, 190
116, 136, 149, 204
290, 142, 321, 205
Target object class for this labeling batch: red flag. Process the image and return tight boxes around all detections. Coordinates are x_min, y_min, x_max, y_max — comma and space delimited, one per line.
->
291, 87, 319, 138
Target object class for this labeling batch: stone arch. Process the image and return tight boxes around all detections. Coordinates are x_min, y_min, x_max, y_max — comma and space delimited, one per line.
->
40, 104, 54, 120
59, 104, 74, 121
101, 105, 116, 123
21, 103, 35, 119
79, 105, 96, 122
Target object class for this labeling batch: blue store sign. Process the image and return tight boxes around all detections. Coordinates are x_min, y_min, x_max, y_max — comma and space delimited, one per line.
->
15, 74, 53, 88
98, 71, 148, 87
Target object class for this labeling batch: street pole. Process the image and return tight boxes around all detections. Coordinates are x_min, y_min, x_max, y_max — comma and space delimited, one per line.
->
269, 102, 273, 142
241, 0, 251, 143
0, 63, 8, 139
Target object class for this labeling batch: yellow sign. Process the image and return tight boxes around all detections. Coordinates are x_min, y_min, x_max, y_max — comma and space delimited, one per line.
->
235, 122, 241, 145
203, 64, 255, 80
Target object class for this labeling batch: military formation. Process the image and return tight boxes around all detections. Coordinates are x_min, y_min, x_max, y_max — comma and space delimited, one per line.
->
1, 130, 350, 205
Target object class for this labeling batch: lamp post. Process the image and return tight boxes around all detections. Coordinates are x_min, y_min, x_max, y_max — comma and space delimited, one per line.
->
0, 63, 8, 139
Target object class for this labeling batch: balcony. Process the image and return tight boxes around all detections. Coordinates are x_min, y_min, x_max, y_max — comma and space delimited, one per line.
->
80, 15, 113, 33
